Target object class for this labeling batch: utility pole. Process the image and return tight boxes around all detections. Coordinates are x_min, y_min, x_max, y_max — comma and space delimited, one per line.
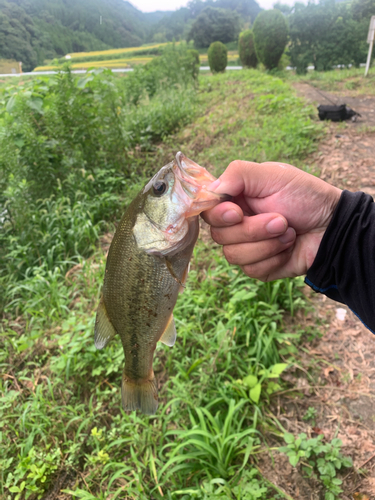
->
365, 16, 375, 77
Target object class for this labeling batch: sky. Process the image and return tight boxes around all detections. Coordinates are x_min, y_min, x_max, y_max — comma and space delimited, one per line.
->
129, 0, 299, 13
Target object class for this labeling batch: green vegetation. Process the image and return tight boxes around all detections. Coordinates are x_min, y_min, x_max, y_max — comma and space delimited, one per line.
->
0, 0, 147, 72
0, 44, 199, 314
292, 66, 375, 96
279, 433, 352, 499
238, 30, 258, 69
208, 41, 228, 73
277, 0, 374, 73
1, 63, 351, 499
188, 7, 241, 49
253, 9, 288, 70
150, 0, 262, 44
0, 0, 263, 72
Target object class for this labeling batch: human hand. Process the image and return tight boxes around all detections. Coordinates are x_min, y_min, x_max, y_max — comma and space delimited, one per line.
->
202, 161, 342, 281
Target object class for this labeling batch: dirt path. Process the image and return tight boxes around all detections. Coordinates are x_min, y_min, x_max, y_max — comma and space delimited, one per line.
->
258, 84, 375, 500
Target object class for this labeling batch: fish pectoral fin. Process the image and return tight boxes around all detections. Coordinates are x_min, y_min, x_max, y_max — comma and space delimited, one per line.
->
94, 297, 117, 349
179, 262, 190, 294
165, 258, 186, 288
159, 314, 177, 347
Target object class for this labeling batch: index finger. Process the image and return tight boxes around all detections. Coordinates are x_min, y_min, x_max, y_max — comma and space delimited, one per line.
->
201, 201, 244, 228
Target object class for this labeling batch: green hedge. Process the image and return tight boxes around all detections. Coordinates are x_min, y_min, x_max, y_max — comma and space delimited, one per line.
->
208, 41, 228, 73
253, 10, 288, 70
238, 30, 258, 68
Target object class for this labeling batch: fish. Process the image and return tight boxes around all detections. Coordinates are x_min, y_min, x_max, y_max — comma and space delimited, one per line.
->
94, 152, 230, 415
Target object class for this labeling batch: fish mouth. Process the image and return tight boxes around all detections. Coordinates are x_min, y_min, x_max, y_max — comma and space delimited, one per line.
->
174, 152, 231, 216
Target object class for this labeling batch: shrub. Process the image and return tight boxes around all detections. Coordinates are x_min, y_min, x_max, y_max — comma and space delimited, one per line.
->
238, 30, 258, 68
187, 49, 201, 78
208, 41, 228, 73
253, 9, 288, 70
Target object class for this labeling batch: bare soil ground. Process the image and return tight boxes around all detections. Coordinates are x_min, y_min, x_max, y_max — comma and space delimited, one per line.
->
256, 83, 375, 500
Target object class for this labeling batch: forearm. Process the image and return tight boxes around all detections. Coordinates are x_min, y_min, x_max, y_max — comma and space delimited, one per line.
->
306, 191, 375, 333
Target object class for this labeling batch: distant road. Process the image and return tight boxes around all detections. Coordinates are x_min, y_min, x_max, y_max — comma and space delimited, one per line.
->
0, 64, 366, 78
1, 66, 245, 77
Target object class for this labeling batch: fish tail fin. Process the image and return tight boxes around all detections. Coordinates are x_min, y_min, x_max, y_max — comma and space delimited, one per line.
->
121, 370, 158, 415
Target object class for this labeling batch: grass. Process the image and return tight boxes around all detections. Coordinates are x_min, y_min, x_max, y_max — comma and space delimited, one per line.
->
172, 69, 324, 171
289, 65, 375, 96
1, 69, 334, 499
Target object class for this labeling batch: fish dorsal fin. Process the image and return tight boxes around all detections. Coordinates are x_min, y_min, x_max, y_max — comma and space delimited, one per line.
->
179, 262, 190, 294
95, 297, 117, 349
159, 314, 176, 347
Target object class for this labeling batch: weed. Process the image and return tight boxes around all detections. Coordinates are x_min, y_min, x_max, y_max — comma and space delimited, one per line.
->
303, 406, 318, 424
279, 433, 352, 500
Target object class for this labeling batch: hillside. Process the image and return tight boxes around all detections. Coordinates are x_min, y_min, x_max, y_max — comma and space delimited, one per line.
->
0, 0, 153, 71
0, 0, 262, 72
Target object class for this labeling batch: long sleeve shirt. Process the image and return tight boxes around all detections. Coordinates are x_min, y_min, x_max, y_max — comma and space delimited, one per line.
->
305, 190, 375, 334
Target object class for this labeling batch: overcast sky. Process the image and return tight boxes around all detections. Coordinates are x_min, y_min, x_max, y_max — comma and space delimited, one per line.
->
129, 0, 299, 13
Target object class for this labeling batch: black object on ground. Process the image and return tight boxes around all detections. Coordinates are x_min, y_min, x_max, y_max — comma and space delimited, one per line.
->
318, 104, 361, 122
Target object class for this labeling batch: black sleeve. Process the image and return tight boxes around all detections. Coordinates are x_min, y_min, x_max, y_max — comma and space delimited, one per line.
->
305, 190, 375, 334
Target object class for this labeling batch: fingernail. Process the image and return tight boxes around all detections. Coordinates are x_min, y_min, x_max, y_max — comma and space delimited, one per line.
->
278, 227, 296, 244
266, 217, 287, 234
222, 209, 242, 224
208, 178, 221, 191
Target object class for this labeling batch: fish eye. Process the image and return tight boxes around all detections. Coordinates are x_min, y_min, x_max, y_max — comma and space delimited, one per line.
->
152, 181, 168, 197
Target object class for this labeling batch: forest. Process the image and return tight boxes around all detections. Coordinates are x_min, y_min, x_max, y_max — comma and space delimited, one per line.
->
0, 0, 261, 71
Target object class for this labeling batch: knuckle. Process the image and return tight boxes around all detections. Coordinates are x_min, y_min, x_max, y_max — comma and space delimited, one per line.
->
210, 227, 223, 245
243, 219, 258, 242
223, 245, 236, 264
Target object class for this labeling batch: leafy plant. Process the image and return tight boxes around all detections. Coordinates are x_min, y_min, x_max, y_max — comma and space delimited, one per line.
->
235, 363, 289, 404
303, 406, 318, 424
279, 433, 353, 500
161, 399, 259, 481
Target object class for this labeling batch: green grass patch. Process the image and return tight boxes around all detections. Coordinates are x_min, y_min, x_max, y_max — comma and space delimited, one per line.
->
288, 66, 375, 96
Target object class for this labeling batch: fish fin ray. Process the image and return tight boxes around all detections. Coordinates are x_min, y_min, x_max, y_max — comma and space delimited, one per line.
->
165, 258, 185, 287
94, 297, 117, 349
159, 314, 177, 347
121, 371, 158, 415
179, 262, 190, 293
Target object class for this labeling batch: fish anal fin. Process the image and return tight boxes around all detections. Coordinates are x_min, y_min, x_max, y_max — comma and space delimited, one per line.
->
94, 297, 117, 349
159, 314, 176, 347
122, 370, 158, 415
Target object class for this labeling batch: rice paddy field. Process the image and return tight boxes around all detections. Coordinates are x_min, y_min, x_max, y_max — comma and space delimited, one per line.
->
32, 43, 240, 72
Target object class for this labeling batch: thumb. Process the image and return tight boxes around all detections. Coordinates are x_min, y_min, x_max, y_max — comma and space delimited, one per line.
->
209, 160, 302, 199
208, 160, 257, 197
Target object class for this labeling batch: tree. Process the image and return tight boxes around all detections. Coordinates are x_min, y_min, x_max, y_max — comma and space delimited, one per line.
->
238, 30, 258, 68
253, 9, 288, 70
208, 41, 227, 72
287, 0, 369, 73
187, 7, 240, 48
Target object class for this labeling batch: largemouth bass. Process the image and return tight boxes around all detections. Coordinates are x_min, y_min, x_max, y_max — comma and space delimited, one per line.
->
94, 152, 229, 415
